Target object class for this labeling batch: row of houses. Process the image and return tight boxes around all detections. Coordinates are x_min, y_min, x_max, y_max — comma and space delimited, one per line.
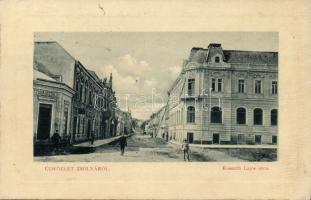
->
147, 43, 278, 145
33, 41, 132, 145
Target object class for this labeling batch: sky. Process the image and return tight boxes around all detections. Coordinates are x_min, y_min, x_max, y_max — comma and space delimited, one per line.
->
35, 32, 278, 120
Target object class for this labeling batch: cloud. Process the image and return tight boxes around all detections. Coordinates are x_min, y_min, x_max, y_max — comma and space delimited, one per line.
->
93, 54, 180, 119
168, 65, 181, 79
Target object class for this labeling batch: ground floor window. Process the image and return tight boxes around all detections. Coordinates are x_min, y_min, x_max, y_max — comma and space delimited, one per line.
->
272, 136, 277, 144
255, 135, 262, 144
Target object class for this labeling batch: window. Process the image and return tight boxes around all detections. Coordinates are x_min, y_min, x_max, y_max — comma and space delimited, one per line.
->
211, 106, 222, 123
255, 135, 262, 144
211, 78, 216, 91
79, 83, 83, 101
88, 91, 92, 105
187, 106, 195, 123
253, 108, 263, 125
272, 136, 277, 144
236, 108, 246, 124
272, 81, 278, 94
215, 56, 220, 63
238, 79, 245, 93
255, 80, 262, 94
217, 79, 222, 92
271, 109, 277, 125
188, 79, 195, 96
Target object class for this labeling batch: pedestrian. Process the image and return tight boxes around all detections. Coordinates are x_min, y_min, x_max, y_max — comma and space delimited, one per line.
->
119, 135, 127, 156
181, 139, 190, 161
90, 131, 95, 145
51, 130, 61, 152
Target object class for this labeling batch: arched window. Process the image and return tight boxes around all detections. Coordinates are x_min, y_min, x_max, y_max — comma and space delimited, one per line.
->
254, 108, 263, 125
215, 56, 220, 63
236, 108, 246, 124
187, 106, 195, 123
211, 107, 222, 123
271, 109, 277, 125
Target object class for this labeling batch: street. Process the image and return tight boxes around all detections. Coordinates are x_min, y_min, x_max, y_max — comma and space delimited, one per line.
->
34, 134, 276, 162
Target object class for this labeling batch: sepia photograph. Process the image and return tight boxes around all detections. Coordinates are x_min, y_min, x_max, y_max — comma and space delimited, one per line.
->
33, 32, 278, 162
1, 0, 311, 199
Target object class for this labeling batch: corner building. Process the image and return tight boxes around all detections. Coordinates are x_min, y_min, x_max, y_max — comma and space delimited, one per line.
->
168, 43, 278, 145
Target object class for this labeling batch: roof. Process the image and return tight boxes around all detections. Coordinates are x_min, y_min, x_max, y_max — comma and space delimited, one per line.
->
191, 49, 207, 63
33, 69, 56, 82
188, 44, 278, 65
87, 69, 101, 82
223, 50, 278, 65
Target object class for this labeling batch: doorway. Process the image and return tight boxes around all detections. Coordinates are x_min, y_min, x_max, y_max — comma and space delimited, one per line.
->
37, 104, 52, 140
187, 132, 194, 143
213, 133, 220, 144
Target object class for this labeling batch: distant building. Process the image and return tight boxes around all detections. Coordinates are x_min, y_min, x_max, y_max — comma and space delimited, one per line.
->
147, 105, 169, 138
167, 43, 278, 145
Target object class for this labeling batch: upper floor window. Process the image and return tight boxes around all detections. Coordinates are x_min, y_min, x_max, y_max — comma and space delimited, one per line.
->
188, 79, 195, 96
255, 80, 262, 94
211, 78, 216, 91
215, 56, 220, 63
88, 91, 92, 105
238, 79, 245, 93
211, 106, 222, 123
271, 109, 277, 125
254, 108, 263, 125
187, 106, 195, 123
236, 107, 246, 124
272, 81, 278, 94
211, 78, 222, 92
217, 79, 222, 92
79, 83, 83, 101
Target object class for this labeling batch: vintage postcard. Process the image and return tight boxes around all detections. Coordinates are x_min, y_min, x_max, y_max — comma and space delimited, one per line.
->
0, 0, 310, 199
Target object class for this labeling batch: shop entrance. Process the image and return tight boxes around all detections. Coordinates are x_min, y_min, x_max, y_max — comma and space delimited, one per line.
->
37, 104, 52, 140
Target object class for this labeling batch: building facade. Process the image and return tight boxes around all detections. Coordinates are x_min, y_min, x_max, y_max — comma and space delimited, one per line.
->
167, 43, 278, 145
33, 69, 75, 144
147, 105, 169, 139
33, 41, 125, 145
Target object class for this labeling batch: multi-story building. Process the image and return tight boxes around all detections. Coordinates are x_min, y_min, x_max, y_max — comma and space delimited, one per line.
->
33, 41, 119, 144
167, 43, 278, 145
147, 105, 169, 138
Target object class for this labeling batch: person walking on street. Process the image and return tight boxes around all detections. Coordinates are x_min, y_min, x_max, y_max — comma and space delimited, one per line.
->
90, 131, 95, 145
51, 130, 61, 153
119, 135, 127, 156
181, 139, 190, 161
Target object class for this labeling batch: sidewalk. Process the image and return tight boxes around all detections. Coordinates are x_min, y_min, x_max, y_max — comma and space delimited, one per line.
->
73, 136, 122, 148
170, 140, 277, 149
